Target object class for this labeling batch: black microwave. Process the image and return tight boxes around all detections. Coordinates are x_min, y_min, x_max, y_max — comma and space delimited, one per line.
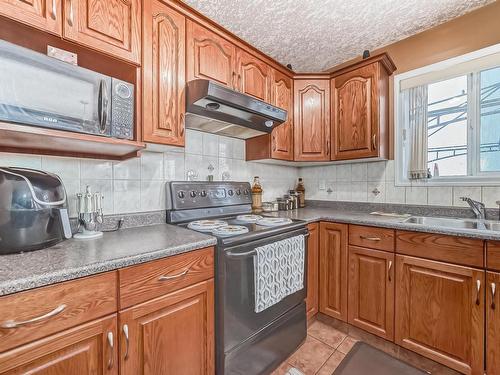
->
0, 39, 134, 140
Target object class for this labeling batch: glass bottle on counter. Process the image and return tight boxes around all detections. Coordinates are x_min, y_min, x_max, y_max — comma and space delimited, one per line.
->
251, 176, 263, 212
296, 178, 306, 208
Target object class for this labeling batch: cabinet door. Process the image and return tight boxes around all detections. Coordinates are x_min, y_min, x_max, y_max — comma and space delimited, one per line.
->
395, 255, 484, 375
119, 279, 214, 375
63, 0, 141, 64
348, 246, 394, 340
332, 63, 379, 160
306, 222, 319, 320
487, 272, 500, 375
236, 49, 271, 101
142, 0, 185, 146
0, 0, 62, 35
294, 79, 330, 161
0, 315, 118, 375
319, 222, 348, 321
186, 21, 236, 88
271, 70, 293, 160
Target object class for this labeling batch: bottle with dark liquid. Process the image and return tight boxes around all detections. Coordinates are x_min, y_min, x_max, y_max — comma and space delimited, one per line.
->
251, 176, 263, 212
296, 178, 306, 208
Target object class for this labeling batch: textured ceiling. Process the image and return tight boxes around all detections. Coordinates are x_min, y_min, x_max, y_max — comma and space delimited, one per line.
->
182, 0, 493, 72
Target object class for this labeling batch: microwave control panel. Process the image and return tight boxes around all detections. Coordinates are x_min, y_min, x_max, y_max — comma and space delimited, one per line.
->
111, 79, 134, 140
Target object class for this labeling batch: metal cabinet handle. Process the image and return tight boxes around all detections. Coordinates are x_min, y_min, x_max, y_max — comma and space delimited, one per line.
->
359, 236, 381, 241
372, 134, 377, 150
388, 261, 393, 282
122, 324, 130, 360
492, 282, 496, 310
107, 331, 114, 370
67, 0, 74, 26
476, 279, 481, 306
51, 0, 57, 20
272, 135, 276, 151
232, 72, 237, 89
326, 139, 330, 155
158, 268, 189, 281
1, 304, 66, 329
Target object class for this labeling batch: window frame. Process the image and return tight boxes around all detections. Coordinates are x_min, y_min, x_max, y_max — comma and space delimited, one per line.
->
394, 43, 500, 187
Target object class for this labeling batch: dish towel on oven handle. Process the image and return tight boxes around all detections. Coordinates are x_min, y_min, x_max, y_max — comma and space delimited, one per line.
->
253, 234, 305, 313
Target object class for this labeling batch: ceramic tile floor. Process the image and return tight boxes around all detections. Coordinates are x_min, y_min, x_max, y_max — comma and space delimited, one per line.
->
271, 315, 462, 375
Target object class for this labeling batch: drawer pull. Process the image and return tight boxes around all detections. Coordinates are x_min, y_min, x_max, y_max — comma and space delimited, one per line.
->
0, 304, 66, 329
476, 280, 481, 306
158, 268, 189, 281
107, 331, 114, 370
359, 236, 381, 241
388, 261, 393, 282
492, 283, 496, 310
122, 324, 130, 360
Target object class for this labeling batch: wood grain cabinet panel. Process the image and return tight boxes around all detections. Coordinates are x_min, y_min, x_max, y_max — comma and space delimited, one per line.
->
349, 224, 394, 252
142, 0, 185, 146
348, 246, 394, 340
0, 315, 118, 375
62, 0, 141, 64
487, 271, 500, 375
0, 0, 62, 35
186, 20, 236, 88
119, 280, 215, 375
271, 69, 293, 160
306, 223, 319, 320
236, 49, 271, 101
487, 241, 500, 271
395, 255, 484, 375
294, 79, 330, 161
319, 222, 348, 321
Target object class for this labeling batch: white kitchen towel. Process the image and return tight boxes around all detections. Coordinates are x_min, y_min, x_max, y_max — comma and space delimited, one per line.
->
254, 235, 305, 313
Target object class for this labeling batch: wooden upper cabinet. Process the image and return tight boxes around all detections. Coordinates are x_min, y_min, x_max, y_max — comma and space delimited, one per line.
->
306, 223, 319, 320
487, 271, 500, 375
186, 20, 236, 88
63, 0, 141, 64
331, 53, 395, 161
319, 222, 348, 322
236, 49, 271, 101
142, 0, 185, 146
119, 280, 214, 375
294, 79, 330, 161
395, 255, 484, 375
348, 246, 394, 340
271, 69, 293, 160
0, 315, 118, 375
0, 0, 62, 35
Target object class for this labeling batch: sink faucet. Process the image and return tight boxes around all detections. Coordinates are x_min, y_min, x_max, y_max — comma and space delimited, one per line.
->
460, 197, 486, 220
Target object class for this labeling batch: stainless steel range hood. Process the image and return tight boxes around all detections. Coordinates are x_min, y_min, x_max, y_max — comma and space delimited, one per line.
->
185, 79, 287, 139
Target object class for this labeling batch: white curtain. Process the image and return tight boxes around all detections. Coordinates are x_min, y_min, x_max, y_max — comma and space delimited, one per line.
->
407, 85, 429, 180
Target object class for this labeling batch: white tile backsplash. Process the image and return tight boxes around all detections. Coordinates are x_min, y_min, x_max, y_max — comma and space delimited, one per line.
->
113, 180, 141, 214
81, 160, 112, 180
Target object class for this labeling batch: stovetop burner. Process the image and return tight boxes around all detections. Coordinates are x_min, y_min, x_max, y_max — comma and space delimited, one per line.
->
256, 217, 293, 227
235, 214, 263, 223
187, 219, 228, 232
212, 225, 249, 237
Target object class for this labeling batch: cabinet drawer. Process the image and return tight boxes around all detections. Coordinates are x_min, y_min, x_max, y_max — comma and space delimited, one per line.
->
0, 272, 117, 353
396, 231, 484, 268
487, 241, 500, 271
119, 247, 214, 308
349, 225, 394, 251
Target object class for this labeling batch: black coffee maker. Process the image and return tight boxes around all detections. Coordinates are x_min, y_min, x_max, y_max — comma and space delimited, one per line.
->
0, 167, 72, 254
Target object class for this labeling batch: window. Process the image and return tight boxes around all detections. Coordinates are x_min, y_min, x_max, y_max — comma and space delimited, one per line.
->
395, 44, 500, 186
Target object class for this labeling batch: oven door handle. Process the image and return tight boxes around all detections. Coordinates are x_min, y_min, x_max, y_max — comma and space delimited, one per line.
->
225, 233, 309, 259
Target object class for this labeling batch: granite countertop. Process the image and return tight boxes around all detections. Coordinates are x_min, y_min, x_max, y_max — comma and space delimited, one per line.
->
0, 224, 216, 296
269, 207, 500, 241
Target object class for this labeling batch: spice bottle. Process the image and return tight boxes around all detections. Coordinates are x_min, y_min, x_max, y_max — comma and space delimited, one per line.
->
296, 178, 306, 208
251, 176, 263, 212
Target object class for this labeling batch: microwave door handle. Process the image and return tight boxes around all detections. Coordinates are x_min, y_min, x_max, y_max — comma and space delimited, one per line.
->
98, 79, 109, 134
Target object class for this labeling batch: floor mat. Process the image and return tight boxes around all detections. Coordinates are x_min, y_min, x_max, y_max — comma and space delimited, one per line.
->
333, 342, 430, 375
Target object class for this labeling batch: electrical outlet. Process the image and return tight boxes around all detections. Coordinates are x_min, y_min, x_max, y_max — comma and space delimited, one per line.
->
319, 180, 326, 190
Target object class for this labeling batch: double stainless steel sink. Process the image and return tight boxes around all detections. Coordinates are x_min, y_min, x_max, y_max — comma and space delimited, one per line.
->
404, 216, 500, 232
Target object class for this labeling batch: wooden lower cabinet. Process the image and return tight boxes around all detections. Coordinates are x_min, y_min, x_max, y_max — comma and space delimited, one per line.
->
119, 279, 214, 375
487, 271, 500, 375
319, 222, 348, 321
0, 315, 118, 374
306, 223, 319, 320
347, 246, 394, 340
395, 255, 484, 375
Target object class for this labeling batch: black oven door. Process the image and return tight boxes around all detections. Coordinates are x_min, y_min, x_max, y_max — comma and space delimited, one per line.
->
0, 39, 111, 136
217, 227, 308, 354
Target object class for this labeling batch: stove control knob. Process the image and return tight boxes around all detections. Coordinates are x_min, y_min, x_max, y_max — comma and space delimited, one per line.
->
236, 189, 241, 195
190, 190, 197, 198
200, 190, 207, 197
177, 191, 185, 199
243, 189, 249, 195
228, 189, 234, 196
